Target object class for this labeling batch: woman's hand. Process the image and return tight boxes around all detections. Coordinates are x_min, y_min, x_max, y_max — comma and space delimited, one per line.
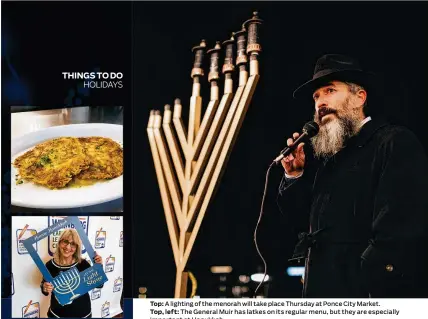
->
94, 251, 103, 264
43, 282, 54, 294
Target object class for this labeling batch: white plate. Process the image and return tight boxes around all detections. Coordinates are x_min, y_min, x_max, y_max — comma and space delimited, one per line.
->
11, 123, 123, 209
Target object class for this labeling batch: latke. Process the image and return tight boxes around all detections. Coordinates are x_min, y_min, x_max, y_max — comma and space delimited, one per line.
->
76, 137, 123, 180
13, 137, 89, 189
13, 136, 123, 189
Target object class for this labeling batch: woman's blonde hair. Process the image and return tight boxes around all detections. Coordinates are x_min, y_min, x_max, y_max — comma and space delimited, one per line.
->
53, 228, 83, 265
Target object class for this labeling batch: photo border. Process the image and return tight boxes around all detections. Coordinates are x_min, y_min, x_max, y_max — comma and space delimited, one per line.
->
22, 216, 108, 305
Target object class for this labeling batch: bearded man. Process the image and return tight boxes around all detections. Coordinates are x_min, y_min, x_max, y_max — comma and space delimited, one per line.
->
278, 54, 428, 298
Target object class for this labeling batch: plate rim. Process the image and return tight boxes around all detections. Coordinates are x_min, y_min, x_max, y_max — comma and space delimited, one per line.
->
11, 123, 123, 145
11, 123, 123, 208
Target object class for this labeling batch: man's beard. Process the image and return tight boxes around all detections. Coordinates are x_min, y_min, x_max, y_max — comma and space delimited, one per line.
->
311, 97, 362, 159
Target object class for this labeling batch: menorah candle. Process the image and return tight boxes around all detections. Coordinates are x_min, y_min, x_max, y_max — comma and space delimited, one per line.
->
207, 42, 221, 100
190, 39, 206, 96
234, 28, 248, 86
222, 34, 235, 94
243, 11, 263, 76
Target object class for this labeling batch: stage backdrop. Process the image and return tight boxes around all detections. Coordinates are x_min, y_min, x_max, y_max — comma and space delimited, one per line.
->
12, 216, 123, 318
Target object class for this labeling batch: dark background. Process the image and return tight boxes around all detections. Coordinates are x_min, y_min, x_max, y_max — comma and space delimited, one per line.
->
2, 0, 428, 303
1, 1, 133, 315
132, 1, 428, 298
2, 2, 132, 108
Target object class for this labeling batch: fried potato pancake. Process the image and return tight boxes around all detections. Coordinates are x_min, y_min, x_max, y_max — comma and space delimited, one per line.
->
75, 137, 123, 180
13, 136, 123, 189
13, 137, 89, 189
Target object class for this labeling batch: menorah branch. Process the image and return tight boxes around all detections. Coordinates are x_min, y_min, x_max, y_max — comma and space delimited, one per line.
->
172, 99, 189, 156
183, 74, 259, 267
189, 93, 234, 196
147, 112, 180, 266
191, 99, 220, 162
153, 112, 184, 230
162, 105, 185, 192
186, 88, 242, 225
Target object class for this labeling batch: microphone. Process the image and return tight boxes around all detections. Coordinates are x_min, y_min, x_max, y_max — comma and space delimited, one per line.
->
272, 121, 319, 164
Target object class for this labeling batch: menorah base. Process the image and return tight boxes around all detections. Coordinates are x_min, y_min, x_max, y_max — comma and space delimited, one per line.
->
174, 270, 188, 298
69, 294, 81, 301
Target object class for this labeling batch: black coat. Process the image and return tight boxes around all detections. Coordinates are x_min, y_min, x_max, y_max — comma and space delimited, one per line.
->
278, 118, 428, 298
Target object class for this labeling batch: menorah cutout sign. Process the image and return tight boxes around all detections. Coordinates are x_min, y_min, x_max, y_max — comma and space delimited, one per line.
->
147, 12, 263, 298
52, 267, 81, 301
22, 216, 109, 305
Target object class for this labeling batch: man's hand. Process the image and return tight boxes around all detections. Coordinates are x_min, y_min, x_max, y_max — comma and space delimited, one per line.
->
43, 282, 54, 294
281, 132, 305, 177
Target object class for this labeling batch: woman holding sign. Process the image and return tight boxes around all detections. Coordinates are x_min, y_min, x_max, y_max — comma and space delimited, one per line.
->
40, 229, 104, 318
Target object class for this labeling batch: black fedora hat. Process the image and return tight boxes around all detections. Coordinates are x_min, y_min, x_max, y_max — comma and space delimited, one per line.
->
293, 54, 376, 99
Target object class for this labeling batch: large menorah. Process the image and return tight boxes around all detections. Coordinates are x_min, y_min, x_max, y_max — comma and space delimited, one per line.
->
147, 12, 263, 298
53, 267, 81, 301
